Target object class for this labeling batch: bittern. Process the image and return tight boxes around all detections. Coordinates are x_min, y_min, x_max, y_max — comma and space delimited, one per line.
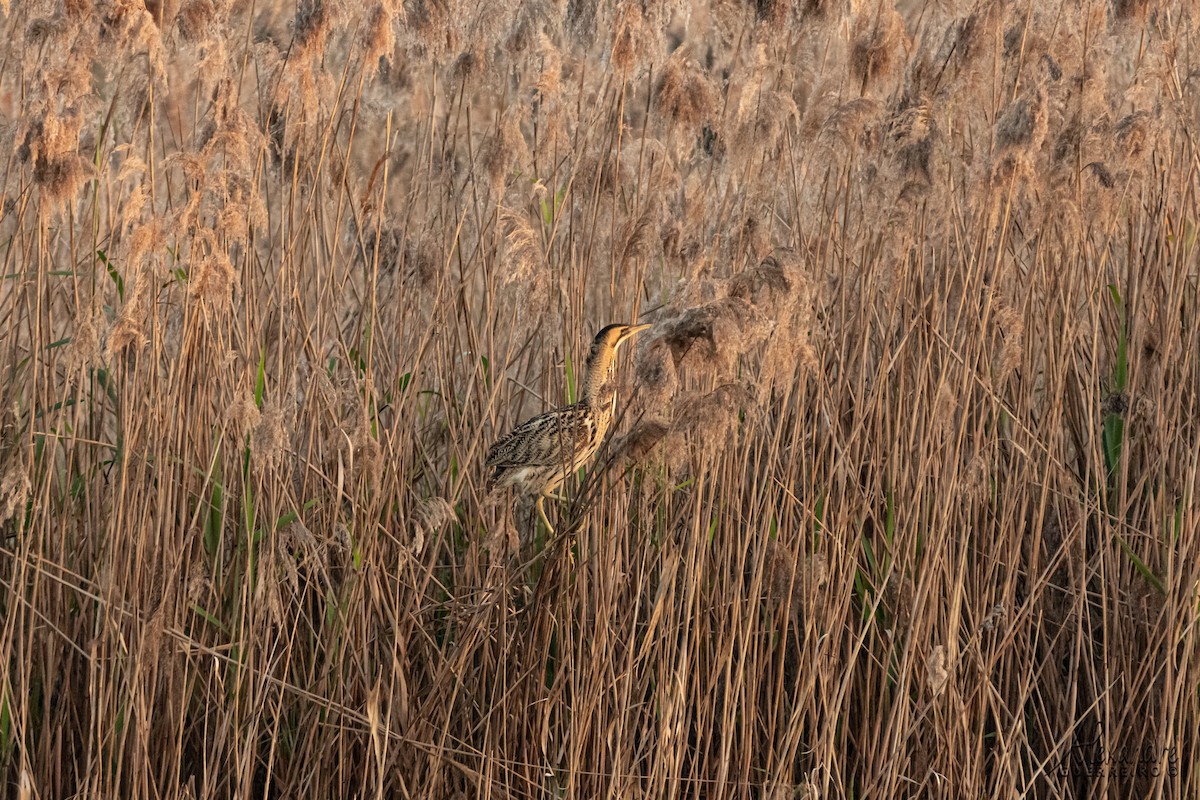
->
485, 323, 651, 534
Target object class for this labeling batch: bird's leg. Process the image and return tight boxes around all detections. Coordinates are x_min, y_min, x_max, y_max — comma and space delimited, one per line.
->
535, 495, 555, 536
540, 494, 577, 569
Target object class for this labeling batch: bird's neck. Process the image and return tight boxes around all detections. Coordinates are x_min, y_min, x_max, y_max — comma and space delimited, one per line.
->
580, 346, 616, 406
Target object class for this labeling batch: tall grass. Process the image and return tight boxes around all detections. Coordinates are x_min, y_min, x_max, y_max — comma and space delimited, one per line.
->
1, 1, 1198, 797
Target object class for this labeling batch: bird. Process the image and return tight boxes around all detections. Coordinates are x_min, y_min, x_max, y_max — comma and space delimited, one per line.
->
485, 323, 652, 535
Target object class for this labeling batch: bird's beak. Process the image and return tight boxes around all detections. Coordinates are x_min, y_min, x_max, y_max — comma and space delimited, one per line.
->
619, 323, 652, 344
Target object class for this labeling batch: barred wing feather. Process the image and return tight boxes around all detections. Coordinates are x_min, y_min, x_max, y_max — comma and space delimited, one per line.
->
485, 405, 595, 490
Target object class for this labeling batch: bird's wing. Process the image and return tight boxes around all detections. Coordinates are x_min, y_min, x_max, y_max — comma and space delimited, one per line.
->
485, 405, 591, 470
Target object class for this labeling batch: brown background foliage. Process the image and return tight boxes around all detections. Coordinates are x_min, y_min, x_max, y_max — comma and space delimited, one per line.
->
1, 0, 1198, 797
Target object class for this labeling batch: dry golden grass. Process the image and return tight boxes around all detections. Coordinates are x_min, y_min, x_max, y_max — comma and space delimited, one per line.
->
1, 1, 1199, 797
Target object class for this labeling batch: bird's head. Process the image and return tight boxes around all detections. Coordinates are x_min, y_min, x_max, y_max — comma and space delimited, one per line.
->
589, 322, 652, 358
582, 323, 651, 404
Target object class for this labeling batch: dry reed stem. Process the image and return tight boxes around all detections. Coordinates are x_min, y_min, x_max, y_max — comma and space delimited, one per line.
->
1, 2, 1198, 798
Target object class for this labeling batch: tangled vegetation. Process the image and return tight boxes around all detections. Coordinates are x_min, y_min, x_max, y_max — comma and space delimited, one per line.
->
1, 0, 1198, 797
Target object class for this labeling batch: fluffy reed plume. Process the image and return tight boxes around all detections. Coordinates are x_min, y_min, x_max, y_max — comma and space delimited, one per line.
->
990, 85, 1049, 187
480, 109, 530, 193
483, 511, 521, 555
228, 392, 261, 440
933, 382, 958, 440
963, 451, 992, 501
253, 538, 287, 628
497, 204, 551, 319
1112, 0, 1154, 23
656, 298, 755, 378
981, 603, 1007, 633
17, 112, 93, 213
0, 460, 31, 528
992, 297, 1024, 382
618, 383, 753, 472
410, 497, 456, 556
610, 0, 660, 74
105, 267, 152, 358
250, 402, 288, 473
292, 0, 331, 61
850, 5, 909, 92
817, 97, 883, 146
1114, 110, 1155, 168
348, 417, 384, 486
647, 252, 817, 391
361, 2, 399, 78
65, 311, 101, 375
498, 205, 545, 284
188, 232, 239, 309
617, 202, 661, 268
656, 49, 718, 135
670, 383, 756, 459
727, 45, 801, 163
610, 419, 670, 466
355, 195, 433, 305
177, 0, 219, 41
633, 334, 679, 410
737, 87, 800, 164
735, 251, 819, 390
764, 541, 829, 622
926, 645, 950, 697
891, 101, 935, 190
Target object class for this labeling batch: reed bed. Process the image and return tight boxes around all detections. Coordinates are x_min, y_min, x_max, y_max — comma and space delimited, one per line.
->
1, 1, 1198, 797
